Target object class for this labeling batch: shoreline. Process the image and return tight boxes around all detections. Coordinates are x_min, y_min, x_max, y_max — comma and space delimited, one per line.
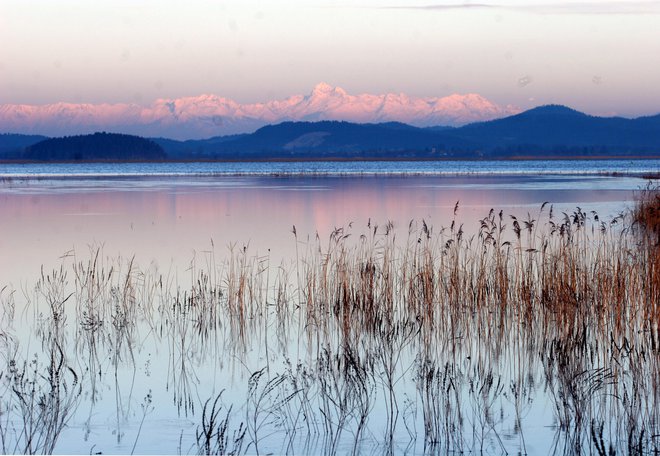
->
1, 158, 659, 181
1, 170, 658, 181
3, 155, 660, 165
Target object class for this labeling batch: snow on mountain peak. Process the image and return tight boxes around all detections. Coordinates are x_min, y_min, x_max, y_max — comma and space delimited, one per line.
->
311, 82, 338, 95
313, 82, 332, 91
0, 85, 518, 139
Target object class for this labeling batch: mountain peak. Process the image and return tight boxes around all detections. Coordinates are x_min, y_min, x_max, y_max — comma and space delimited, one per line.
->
310, 82, 347, 97
312, 82, 334, 93
0, 85, 518, 139
524, 104, 585, 116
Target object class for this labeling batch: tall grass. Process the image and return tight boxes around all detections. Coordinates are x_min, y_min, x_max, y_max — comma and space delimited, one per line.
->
1, 188, 659, 454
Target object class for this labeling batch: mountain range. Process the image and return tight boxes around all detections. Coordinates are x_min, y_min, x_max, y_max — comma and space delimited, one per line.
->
0, 83, 516, 140
3, 105, 660, 161
154, 105, 660, 160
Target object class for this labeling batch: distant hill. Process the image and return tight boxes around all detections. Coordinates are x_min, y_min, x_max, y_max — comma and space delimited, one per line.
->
152, 107, 660, 160
151, 134, 248, 159
184, 121, 476, 160
23, 132, 166, 161
448, 105, 660, 156
3, 105, 660, 161
146, 121, 473, 160
0, 133, 48, 158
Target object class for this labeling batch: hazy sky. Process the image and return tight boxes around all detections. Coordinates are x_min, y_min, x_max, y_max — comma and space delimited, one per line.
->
1, 0, 659, 116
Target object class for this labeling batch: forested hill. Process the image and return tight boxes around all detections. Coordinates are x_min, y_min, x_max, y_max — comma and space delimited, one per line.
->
153, 107, 660, 160
23, 132, 166, 161
0, 133, 48, 158
3, 105, 660, 161
450, 105, 660, 156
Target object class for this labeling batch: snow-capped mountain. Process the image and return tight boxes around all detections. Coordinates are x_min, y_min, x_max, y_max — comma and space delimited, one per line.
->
0, 83, 518, 140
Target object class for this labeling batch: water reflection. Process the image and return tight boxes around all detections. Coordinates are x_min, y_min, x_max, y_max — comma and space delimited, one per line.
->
0, 175, 639, 287
0, 173, 656, 454
1, 197, 658, 454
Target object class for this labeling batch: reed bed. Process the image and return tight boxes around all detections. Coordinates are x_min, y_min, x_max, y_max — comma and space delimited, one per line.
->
1, 189, 659, 454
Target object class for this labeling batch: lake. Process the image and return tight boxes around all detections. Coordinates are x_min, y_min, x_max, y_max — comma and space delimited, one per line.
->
1, 159, 659, 455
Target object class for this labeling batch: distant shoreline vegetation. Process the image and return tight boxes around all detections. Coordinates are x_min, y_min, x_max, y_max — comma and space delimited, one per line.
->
1, 104, 660, 162
21, 132, 166, 162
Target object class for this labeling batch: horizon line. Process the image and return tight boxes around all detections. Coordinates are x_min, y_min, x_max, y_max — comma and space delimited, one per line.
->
3, 103, 658, 143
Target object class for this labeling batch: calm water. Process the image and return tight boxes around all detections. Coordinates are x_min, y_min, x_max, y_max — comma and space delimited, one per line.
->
0, 160, 658, 454
2, 160, 656, 287
2, 158, 659, 178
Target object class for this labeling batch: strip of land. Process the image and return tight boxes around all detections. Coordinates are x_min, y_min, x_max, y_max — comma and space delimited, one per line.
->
2, 105, 660, 161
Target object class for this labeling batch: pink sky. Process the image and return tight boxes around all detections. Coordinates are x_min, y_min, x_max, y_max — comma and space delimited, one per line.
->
1, 1, 659, 120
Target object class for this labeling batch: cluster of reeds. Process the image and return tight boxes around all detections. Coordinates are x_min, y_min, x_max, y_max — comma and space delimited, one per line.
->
1, 269, 82, 454
274, 192, 658, 453
634, 183, 660, 240
196, 391, 246, 456
633, 183, 660, 323
1, 187, 659, 454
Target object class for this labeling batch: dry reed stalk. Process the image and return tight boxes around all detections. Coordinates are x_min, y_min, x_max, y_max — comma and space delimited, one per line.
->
4, 190, 660, 454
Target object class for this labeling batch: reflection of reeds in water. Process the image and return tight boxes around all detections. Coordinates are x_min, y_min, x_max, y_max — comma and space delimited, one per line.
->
196, 391, 246, 456
1, 187, 660, 454
1, 268, 82, 454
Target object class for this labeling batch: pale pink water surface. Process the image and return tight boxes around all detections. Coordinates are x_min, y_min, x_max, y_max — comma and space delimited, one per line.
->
0, 174, 641, 289
0, 170, 654, 454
